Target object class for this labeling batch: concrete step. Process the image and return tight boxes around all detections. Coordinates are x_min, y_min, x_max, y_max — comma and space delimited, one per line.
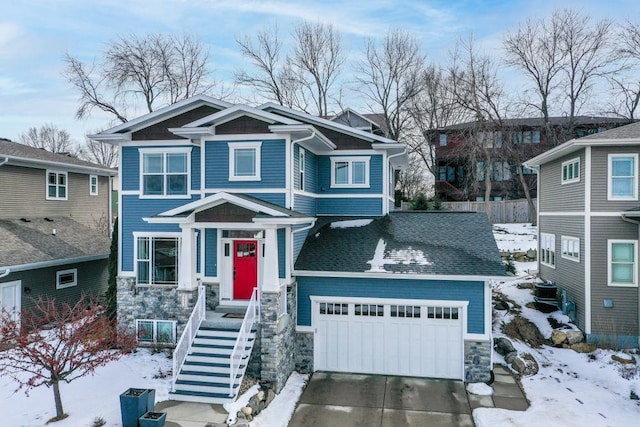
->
174, 379, 240, 394
214, 305, 248, 315
178, 370, 241, 383
182, 361, 236, 374
185, 353, 235, 364
168, 390, 234, 404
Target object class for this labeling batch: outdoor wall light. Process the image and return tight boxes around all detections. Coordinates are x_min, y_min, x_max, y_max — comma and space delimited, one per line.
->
603, 299, 614, 308
24, 287, 31, 294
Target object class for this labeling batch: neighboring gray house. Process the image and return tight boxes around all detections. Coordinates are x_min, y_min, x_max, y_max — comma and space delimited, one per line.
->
0, 139, 115, 320
525, 122, 640, 348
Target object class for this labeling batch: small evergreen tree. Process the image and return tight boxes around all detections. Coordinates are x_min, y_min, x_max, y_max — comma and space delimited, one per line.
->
431, 196, 443, 210
105, 218, 118, 323
411, 193, 430, 210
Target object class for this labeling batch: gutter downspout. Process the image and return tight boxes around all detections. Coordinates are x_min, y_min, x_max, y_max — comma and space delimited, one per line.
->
386, 148, 407, 212
290, 130, 316, 210
0, 268, 10, 279
0, 156, 8, 167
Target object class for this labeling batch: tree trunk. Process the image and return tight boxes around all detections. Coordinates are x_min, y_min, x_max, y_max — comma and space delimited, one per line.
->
517, 167, 538, 225
484, 167, 492, 223
52, 380, 64, 419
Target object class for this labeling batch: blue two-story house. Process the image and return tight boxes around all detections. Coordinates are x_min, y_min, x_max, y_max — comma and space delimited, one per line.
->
90, 95, 504, 403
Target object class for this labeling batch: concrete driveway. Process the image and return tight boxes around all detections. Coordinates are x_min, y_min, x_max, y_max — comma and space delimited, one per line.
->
289, 372, 474, 427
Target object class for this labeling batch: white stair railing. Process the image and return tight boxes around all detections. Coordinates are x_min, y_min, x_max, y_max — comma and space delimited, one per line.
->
229, 287, 260, 396
172, 284, 206, 390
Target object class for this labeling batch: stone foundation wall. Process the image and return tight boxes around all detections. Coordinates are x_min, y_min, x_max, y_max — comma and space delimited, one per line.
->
116, 276, 197, 338
464, 340, 492, 382
295, 332, 314, 372
204, 282, 219, 311
258, 283, 297, 392
246, 324, 262, 378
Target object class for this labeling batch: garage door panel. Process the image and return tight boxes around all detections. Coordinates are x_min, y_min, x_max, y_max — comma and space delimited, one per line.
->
314, 299, 464, 379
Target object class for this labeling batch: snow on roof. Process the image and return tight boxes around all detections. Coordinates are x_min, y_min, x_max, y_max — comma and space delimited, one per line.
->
366, 238, 434, 273
330, 219, 373, 229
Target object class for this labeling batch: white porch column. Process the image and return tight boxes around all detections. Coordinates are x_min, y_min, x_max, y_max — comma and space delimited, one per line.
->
262, 227, 280, 292
178, 227, 197, 290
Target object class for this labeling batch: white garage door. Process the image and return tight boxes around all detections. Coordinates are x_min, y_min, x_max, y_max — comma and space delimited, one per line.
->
313, 298, 465, 380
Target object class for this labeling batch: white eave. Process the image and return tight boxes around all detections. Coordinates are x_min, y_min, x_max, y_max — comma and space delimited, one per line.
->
525, 138, 640, 167
269, 124, 336, 152
3, 155, 116, 175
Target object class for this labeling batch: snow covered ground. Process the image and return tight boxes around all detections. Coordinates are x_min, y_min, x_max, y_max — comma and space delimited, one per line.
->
2, 223, 639, 426
477, 223, 640, 427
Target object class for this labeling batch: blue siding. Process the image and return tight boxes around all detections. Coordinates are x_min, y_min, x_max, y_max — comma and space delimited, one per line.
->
292, 226, 309, 264
317, 197, 383, 216
294, 145, 317, 193
278, 228, 286, 279
246, 192, 286, 208
191, 146, 201, 190
121, 146, 140, 191
294, 194, 316, 216
297, 276, 486, 335
317, 154, 383, 194
204, 228, 217, 277
120, 195, 199, 271
204, 139, 286, 189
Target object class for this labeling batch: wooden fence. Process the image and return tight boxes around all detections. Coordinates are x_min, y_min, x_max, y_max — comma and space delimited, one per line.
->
441, 199, 536, 224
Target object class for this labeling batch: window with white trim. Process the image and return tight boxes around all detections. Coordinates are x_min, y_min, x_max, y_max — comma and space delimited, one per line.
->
608, 240, 637, 286
136, 319, 177, 344
56, 268, 77, 289
140, 148, 190, 197
89, 175, 98, 196
319, 302, 348, 315
561, 236, 580, 262
330, 156, 369, 188
608, 154, 637, 200
229, 142, 261, 181
540, 233, 556, 267
562, 158, 580, 184
298, 148, 305, 191
46, 171, 68, 200
136, 236, 180, 285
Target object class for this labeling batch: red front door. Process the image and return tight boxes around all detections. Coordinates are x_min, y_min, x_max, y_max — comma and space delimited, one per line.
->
233, 240, 258, 300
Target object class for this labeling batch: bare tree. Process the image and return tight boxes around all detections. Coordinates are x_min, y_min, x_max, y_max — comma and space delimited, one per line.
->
557, 9, 613, 135
81, 138, 118, 168
19, 124, 80, 156
355, 29, 425, 141
235, 25, 308, 111
64, 33, 214, 124
0, 296, 136, 422
292, 21, 344, 117
606, 21, 640, 120
503, 13, 564, 143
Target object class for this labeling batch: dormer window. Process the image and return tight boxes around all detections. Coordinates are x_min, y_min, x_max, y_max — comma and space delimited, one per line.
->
330, 156, 370, 188
229, 142, 262, 181
140, 147, 191, 197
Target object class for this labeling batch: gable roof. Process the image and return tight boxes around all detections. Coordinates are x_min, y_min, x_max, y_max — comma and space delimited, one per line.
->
525, 120, 640, 167
259, 102, 400, 145
295, 211, 505, 278
89, 95, 232, 141
0, 217, 111, 270
0, 139, 115, 175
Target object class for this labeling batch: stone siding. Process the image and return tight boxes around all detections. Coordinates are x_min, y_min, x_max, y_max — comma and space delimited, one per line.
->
204, 282, 219, 310
465, 340, 492, 382
116, 276, 198, 339
295, 332, 314, 372
246, 324, 262, 378
258, 283, 297, 392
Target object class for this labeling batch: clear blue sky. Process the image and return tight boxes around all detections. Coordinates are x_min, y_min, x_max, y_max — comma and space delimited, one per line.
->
0, 0, 637, 143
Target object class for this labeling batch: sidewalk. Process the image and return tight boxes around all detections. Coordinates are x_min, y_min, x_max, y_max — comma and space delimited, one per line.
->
467, 364, 530, 411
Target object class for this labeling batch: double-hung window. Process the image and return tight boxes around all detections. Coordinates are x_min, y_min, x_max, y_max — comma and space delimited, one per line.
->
299, 148, 305, 191
608, 154, 637, 200
46, 171, 68, 200
562, 158, 580, 184
330, 156, 369, 188
136, 235, 180, 285
540, 233, 556, 267
89, 175, 98, 196
608, 240, 637, 286
561, 236, 580, 262
140, 148, 190, 197
229, 142, 261, 181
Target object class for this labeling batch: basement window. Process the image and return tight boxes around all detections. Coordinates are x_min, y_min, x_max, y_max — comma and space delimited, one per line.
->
136, 319, 177, 344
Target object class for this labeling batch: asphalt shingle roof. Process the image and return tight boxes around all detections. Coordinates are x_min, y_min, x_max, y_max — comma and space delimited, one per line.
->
440, 116, 631, 131
295, 211, 505, 277
0, 139, 114, 172
578, 120, 640, 140
0, 217, 111, 268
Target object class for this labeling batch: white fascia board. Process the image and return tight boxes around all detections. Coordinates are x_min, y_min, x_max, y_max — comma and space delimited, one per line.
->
143, 216, 192, 224
6, 156, 116, 176
371, 143, 407, 151
185, 104, 301, 128
87, 132, 132, 145
95, 95, 232, 135
2, 254, 109, 273
157, 192, 288, 218
525, 138, 640, 167
269, 124, 336, 150
168, 126, 214, 139
259, 102, 398, 144
293, 270, 506, 282
252, 217, 315, 225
